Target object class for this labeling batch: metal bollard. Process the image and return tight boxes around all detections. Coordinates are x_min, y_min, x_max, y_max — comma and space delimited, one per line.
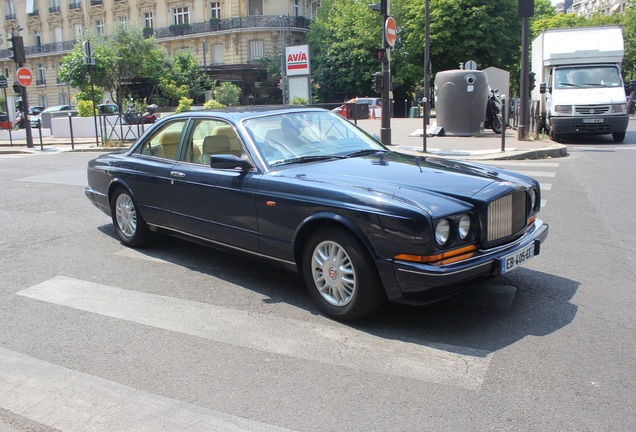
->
68, 112, 75, 150
501, 95, 506, 152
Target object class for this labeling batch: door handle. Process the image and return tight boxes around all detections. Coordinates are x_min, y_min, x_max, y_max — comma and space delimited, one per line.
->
170, 171, 186, 178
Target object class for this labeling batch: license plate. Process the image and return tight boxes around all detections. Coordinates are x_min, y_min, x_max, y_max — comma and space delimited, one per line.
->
582, 118, 604, 123
501, 244, 535, 274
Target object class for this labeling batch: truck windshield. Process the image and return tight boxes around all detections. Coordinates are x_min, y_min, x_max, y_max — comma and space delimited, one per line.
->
554, 66, 622, 89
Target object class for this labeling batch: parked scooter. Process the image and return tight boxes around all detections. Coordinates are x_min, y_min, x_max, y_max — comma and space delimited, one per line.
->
141, 104, 158, 124
124, 103, 158, 125
485, 88, 503, 134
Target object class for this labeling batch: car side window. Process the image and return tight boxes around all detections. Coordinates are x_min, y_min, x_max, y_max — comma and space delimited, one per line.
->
137, 121, 187, 160
184, 119, 244, 164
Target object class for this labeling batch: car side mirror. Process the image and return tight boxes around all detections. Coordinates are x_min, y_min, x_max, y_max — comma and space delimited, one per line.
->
209, 154, 253, 170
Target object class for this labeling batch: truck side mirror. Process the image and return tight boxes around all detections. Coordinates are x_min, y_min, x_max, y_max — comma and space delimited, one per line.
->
539, 83, 547, 94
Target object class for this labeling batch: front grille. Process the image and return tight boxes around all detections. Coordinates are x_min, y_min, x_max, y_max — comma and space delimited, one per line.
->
575, 105, 609, 115
487, 191, 527, 242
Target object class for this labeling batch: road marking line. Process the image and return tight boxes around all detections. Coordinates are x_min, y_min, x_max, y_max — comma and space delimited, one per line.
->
514, 170, 556, 178
0, 347, 295, 432
17, 276, 492, 391
486, 161, 560, 167
540, 183, 552, 191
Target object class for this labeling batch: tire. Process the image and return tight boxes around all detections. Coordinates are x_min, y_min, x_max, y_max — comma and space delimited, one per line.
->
110, 188, 151, 247
302, 227, 385, 321
491, 114, 502, 134
549, 128, 562, 143
612, 131, 625, 143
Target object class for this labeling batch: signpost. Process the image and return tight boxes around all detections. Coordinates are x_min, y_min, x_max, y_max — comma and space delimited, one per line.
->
0, 75, 13, 146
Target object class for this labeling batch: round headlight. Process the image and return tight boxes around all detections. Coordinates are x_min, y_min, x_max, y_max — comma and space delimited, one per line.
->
435, 219, 451, 246
529, 189, 537, 211
458, 214, 471, 239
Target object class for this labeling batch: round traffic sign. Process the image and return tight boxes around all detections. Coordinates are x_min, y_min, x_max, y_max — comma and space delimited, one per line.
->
16, 67, 32, 87
385, 16, 397, 47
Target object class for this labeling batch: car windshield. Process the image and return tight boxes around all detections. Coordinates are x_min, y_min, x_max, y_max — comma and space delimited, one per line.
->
242, 110, 386, 167
554, 66, 622, 89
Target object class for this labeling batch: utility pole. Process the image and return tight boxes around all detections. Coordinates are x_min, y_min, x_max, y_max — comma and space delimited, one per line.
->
518, 0, 534, 141
370, 0, 394, 145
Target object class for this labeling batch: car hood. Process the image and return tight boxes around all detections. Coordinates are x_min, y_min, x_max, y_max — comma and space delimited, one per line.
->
268, 152, 535, 215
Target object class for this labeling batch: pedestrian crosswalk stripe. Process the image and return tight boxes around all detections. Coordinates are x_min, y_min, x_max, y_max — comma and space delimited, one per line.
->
17, 275, 492, 391
0, 347, 295, 432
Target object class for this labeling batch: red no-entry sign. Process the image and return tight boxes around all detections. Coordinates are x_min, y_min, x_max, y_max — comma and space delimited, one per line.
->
385, 16, 397, 47
16, 67, 32, 87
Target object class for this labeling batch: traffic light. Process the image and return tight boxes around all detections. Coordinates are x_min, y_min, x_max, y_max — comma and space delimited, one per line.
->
369, 0, 388, 16
375, 48, 388, 63
373, 72, 383, 93
528, 71, 536, 91
9, 36, 26, 65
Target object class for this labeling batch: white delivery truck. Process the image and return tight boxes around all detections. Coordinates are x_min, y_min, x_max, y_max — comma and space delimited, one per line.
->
531, 26, 628, 142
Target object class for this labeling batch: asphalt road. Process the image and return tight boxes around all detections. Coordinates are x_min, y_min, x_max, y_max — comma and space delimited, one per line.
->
0, 128, 634, 431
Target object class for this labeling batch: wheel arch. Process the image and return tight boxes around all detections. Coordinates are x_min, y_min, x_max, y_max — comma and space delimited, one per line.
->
293, 212, 378, 271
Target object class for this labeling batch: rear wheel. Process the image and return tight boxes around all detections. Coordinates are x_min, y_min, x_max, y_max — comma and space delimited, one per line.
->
612, 131, 625, 143
302, 227, 385, 321
110, 187, 151, 247
491, 114, 502, 134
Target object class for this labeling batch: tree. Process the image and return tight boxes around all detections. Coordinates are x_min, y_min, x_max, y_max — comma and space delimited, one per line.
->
158, 50, 212, 105
59, 25, 167, 108
308, 0, 383, 102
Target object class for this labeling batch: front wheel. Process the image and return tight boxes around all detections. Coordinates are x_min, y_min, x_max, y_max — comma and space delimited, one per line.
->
302, 227, 385, 321
612, 131, 625, 143
110, 188, 151, 247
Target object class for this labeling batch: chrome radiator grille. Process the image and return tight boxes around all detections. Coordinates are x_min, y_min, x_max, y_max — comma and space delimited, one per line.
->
487, 191, 527, 242
575, 105, 609, 115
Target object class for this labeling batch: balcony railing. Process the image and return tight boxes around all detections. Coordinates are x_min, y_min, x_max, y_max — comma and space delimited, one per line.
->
49, 6, 61, 13
69, 2, 81, 10
0, 15, 310, 61
5, 14, 16, 20
154, 15, 310, 39
90, 0, 103, 5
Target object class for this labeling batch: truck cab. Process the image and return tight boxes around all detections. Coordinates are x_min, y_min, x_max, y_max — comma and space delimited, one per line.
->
545, 63, 628, 142
532, 26, 629, 143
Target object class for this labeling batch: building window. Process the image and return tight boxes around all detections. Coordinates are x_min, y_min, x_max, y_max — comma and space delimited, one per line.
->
293, 0, 300, 17
143, 12, 153, 29
38, 94, 47, 106
58, 92, 68, 105
54, 27, 63, 43
249, 39, 264, 60
248, 0, 262, 16
7, 0, 14, 16
173, 7, 190, 25
33, 30, 41, 46
95, 20, 104, 35
37, 64, 46, 86
117, 15, 127, 29
212, 43, 224, 65
209, 2, 221, 19
74, 24, 82, 38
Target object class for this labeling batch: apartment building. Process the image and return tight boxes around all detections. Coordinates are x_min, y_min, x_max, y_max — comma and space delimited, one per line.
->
0, 0, 318, 108
568, 0, 628, 16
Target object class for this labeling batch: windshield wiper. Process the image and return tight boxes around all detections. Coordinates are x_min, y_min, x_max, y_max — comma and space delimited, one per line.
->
345, 149, 384, 158
269, 155, 344, 167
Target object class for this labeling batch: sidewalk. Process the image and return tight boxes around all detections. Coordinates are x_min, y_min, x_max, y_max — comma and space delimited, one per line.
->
0, 117, 568, 161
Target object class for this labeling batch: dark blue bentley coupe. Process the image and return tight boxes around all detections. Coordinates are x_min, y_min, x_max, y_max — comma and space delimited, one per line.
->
85, 107, 548, 321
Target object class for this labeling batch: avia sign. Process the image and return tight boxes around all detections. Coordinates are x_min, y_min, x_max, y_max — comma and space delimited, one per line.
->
285, 45, 310, 76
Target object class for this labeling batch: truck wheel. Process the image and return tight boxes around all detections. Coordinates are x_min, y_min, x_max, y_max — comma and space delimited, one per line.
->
612, 132, 625, 143
549, 129, 562, 143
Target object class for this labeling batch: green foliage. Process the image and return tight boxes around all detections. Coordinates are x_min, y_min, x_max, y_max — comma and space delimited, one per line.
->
59, 25, 168, 109
158, 50, 212, 105
175, 97, 193, 113
203, 99, 225, 108
74, 88, 105, 105
211, 82, 241, 106
76, 100, 97, 117
308, 0, 383, 102
290, 96, 308, 105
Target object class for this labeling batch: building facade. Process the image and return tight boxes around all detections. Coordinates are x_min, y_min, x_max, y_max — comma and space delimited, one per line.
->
0, 0, 318, 108
567, 0, 628, 17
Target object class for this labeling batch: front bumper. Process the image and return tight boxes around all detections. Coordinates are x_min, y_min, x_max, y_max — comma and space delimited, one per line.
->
550, 114, 628, 136
390, 219, 549, 304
